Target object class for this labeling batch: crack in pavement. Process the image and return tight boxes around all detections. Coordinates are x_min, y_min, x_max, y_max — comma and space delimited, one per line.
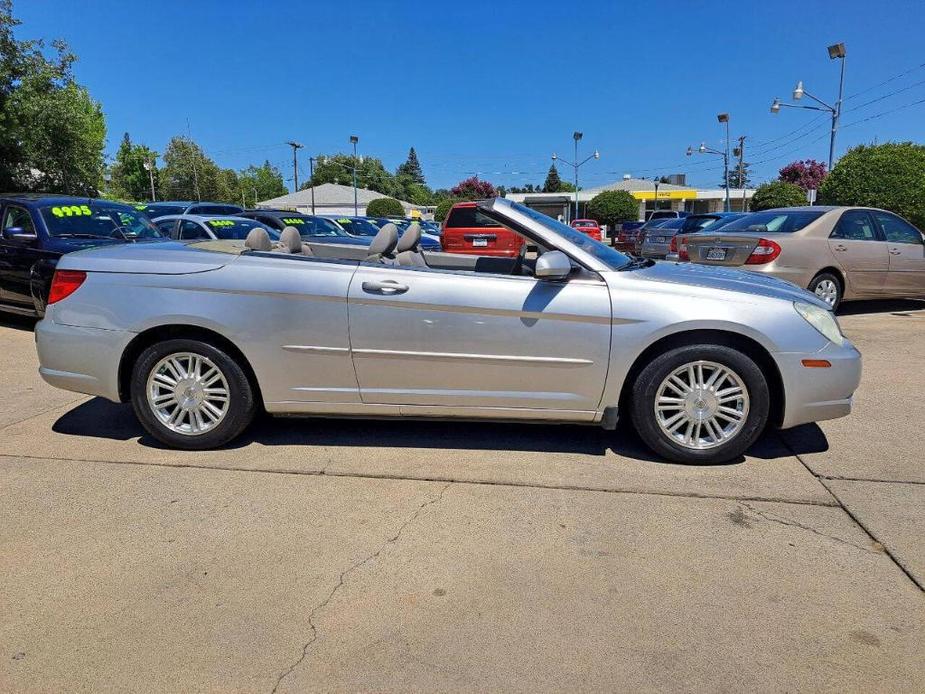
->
269, 481, 452, 694
738, 502, 882, 554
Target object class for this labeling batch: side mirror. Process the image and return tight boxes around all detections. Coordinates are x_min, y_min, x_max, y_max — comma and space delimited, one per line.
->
3, 227, 37, 243
535, 250, 572, 281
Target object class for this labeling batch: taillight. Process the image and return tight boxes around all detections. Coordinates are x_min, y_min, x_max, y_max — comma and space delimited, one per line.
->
745, 238, 782, 265
672, 236, 689, 261
47, 270, 87, 304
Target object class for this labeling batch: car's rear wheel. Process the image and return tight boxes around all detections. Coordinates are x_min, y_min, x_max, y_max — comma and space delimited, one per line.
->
808, 272, 842, 311
130, 338, 256, 450
630, 345, 770, 464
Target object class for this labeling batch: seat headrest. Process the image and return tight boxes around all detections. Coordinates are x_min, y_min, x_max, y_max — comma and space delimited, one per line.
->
368, 223, 399, 257
244, 227, 272, 251
396, 222, 422, 253
279, 226, 303, 253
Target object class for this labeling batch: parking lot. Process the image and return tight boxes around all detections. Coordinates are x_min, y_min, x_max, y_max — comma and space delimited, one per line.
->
1, 300, 924, 691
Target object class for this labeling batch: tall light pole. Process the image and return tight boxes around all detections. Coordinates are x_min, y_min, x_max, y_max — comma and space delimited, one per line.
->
687, 138, 730, 212
652, 177, 660, 219
770, 42, 846, 170
308, 156, 317, 214
286, 141, 303, 191
349, 135, 359, 216
734, 136, 747, 210
551, 131, 599, 223
717, 114, 731, 211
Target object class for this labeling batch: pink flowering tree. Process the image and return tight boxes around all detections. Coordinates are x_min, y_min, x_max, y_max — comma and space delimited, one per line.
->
450, 176, 497, 200
778, 159, 828, 191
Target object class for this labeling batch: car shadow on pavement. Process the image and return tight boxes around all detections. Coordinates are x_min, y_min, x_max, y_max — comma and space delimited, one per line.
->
837, 298, 925, 316
0, 313, 38, 332
49, 397, 824, 466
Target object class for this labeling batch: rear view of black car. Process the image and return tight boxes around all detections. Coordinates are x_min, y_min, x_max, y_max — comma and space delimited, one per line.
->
0, 194, 164, 317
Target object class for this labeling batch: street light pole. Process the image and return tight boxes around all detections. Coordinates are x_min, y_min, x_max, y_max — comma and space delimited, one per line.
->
143, 157, 156, 202
769, 43, 846, 171
286, 141, 303, 191
734, 136, 747, 210
349, 135, 359, 216
551, 133, 599, 224
717, 113, 730, 212
308, 156, 316, 214
652, 178, 660, 219
687, 137, 731, 212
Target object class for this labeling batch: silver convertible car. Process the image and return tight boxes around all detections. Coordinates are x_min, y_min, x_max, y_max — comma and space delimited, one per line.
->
35, 199, 862, 464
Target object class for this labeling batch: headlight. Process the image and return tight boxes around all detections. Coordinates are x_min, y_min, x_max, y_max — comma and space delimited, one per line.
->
794, 301, 844, 345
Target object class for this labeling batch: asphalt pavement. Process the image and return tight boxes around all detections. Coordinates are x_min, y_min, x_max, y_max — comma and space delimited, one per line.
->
1, 302, 923, 692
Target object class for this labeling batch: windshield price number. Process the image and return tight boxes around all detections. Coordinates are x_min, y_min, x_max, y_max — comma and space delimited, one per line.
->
208, 220, 236, 227
51, 205, 93, 217
282, 218, 305, 225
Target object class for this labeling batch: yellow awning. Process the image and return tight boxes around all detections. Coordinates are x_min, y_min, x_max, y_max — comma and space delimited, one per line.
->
632, 190, 697, 200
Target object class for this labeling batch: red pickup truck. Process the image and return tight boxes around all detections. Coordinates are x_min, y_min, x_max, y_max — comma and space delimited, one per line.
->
440, 201, 524, 257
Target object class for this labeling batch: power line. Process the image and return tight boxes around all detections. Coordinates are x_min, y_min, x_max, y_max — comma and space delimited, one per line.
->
840, 95, 925, 129
842, 77, 925, 114
843, 61, 925, 101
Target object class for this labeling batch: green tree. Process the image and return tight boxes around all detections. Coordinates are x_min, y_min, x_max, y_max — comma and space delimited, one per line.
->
724, 162, 752, 189
0, 0, 106, 194
366, 197, 405, 217
820, 142, 925, 229
159, 136, 227, 201
396, 147, 425, 185
587, 190, 638, 228
110, 133, 158, 201
434, 197, 458, 222
543, 164, 562, 192
749, 181, 807, 211
306, 154, 399, 197
238, 160, 287, 206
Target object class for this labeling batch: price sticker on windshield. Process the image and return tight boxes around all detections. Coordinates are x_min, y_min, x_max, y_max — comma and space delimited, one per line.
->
282, 218, 305, 225
208, 220, 235, 227
51, 205, 92, 217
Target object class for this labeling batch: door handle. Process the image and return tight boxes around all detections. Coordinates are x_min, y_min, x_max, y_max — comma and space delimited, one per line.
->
361, 280, 409, 295
833, 244, 847, 252
889, 248, 902, 255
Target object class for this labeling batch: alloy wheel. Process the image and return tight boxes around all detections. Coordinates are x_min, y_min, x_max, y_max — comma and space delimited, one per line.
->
654, 360, 750, 450
814, 279, 839, 307
146, 352, 230, 436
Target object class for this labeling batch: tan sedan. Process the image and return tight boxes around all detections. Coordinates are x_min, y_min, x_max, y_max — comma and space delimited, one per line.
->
681, 206, 925, 309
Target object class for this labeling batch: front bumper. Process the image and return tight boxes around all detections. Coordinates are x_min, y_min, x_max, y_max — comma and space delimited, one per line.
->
35, 318, 131, 402
776, 338, 862, 429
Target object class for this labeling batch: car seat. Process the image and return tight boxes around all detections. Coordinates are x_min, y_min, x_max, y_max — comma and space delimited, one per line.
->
396, 222, 426, 266
244, 227, 273, 251
365, 223, 399, 263
276, 226, 313, 255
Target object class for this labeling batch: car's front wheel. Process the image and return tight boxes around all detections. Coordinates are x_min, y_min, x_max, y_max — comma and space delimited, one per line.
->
130, 338, 256, 449
630, 345, 770, 464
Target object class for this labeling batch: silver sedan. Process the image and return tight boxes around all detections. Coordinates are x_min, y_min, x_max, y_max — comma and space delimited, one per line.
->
35, 199, 862, 464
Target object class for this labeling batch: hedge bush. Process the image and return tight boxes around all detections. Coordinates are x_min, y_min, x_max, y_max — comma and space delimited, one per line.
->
434, 198, 457, 222
365, 197, 404, 218
587, 190, 638, 228
820, 142, 925, 229
749, 181, 807, 211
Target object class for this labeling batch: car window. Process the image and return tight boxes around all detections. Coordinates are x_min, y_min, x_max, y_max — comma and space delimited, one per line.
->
202, 218, 277, 241
310, 217, 345, 236
831, 210, 878, 241
1, 205, 36, 235
154, 219, 178, 237
445, 206, 502, 228
873, 211, 923, 245
178, 220, 208, 240
335, 217, 380, 236
719, 209, 823, 234
190, 204, 244, 216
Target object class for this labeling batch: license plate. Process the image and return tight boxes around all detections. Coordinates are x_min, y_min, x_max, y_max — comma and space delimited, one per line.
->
472, 238, 488, 247
706, 247, 727, 261
655, 236, 669, 243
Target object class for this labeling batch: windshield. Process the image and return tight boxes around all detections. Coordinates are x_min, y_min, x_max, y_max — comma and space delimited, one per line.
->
41, 203, 163, 239
717, 210, 824, 233
680, 215, 737, 233
507, 202, 631, 270
335, 217, 380, 236
137, 204, 186, 218
205, 218, 279, 240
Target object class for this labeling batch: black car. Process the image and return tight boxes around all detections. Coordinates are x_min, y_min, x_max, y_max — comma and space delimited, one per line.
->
135, 201, 245, 218
238, 209, 371, 247
0, 194, 164, 316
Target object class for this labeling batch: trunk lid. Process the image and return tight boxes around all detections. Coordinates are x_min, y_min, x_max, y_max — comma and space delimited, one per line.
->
684, 232, 791, 266
56, 240, 236, 274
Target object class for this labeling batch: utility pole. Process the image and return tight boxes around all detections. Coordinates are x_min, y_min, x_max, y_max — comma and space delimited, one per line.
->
286, 141, 304, 191
734, 136, 747, 211
308, 156, 316, 214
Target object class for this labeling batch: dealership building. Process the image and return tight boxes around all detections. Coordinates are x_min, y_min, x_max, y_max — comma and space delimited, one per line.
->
505, 177, 755, 222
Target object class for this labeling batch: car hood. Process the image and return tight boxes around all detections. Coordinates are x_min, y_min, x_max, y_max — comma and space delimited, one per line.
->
57, 240, 234, 274
629, 260, 831, 309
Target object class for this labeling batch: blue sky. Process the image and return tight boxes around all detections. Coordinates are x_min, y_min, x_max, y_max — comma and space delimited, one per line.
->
17, 0, 925, 191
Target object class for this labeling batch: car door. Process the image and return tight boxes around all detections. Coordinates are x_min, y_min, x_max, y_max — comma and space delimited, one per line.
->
827, 210, 889, 295
153, 218, 179, 238
346, 262, 612, 417
0, 204, 43, 311
179, 219, 210, 241
871, 211, 925, 296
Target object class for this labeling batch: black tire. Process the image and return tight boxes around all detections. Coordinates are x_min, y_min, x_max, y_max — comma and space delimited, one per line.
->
130, 338, 256, 450
630, 344, 770, 464
807, 272, 842, 311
